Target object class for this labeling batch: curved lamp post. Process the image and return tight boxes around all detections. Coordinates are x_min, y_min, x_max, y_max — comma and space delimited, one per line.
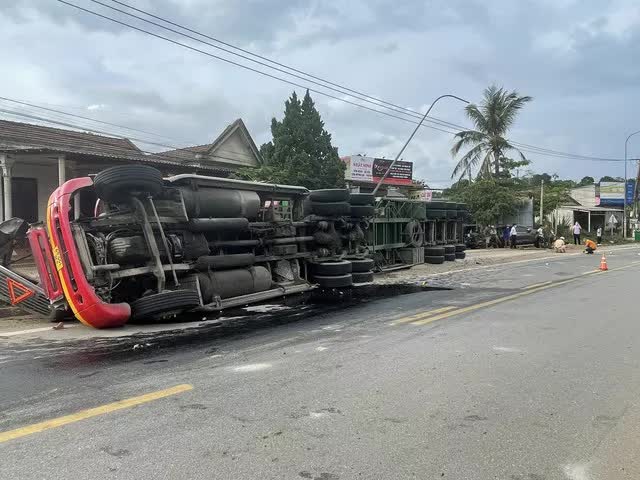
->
624, 129, 640, 237
372, 94, 470, 195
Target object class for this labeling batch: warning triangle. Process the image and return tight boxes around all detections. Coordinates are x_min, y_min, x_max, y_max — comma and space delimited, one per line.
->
7, 278, 34, 305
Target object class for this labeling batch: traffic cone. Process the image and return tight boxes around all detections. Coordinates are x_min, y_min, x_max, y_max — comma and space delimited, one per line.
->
599, 253, 608, 271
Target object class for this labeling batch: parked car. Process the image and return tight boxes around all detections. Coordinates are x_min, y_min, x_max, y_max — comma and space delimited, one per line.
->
512, 225, 535, 246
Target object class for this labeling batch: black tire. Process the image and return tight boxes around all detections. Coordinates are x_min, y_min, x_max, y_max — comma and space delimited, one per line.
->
108, 236, 149, 264
311, 201, 351, 216
444, 253, 456, 262
349, 193, 375, 206
455, 251, 466, 260
130, 290, 200, 321
309, 189, 350, 203
194, 253, 255, 271
350, 258, 374, 272
351, 271, 374, 283
311, 273, 353, 288
425, 255, 445, 264
272, 244, 298, 256
310, 260, 352, 275
454, 244, 466, 252
444, 245, 456, 255
350, 205, 375, 217
94, 165, 163, 202
424, 246, 445, 256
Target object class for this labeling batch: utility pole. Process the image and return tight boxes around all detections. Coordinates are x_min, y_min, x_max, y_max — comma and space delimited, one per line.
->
539, 179, 544, 226
372, 94, 470, 195
623, 130, 640, 238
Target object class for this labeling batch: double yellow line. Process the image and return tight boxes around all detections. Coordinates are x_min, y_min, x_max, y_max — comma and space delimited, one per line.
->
392, 260, 640, 327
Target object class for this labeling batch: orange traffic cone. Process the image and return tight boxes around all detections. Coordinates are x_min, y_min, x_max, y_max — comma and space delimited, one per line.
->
599, 253, 608, 271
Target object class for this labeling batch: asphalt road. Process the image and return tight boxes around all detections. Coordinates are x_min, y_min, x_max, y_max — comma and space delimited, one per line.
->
2, 247, 640, 479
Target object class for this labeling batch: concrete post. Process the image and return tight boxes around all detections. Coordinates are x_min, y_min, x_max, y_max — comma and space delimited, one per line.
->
0, 154, 13, 221
58, 154, 66, 186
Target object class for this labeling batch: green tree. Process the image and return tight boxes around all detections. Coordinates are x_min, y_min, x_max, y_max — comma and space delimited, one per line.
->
599, 176, 624, 183
448, 179, 518, 226
451, 85, 532, 180
578, 176, 595, 186
242, 90, 345, 189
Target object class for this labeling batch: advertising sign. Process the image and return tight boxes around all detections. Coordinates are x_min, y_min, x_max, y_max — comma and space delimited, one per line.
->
411, 189, 433, 202
343, 156, 413, 185
599, 182, 624, 207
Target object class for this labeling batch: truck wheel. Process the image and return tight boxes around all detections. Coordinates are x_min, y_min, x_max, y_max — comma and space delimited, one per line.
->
309, 189, 350, 202
351, 271, 374, 283
454, 244, 466, 252
311, 201, 351, 216
310, 260, 352, 275
311, 273, 353, 288
349, 193, 375, 205
130, 290, 200, 321
350, 205, 375, 217
444, 245, 456, 255
455, 251, 466, 260
424, 246, 445, 256
425, 255, 445, 264
349, 258, 374, 272
444, 253, 456, 262
94, 165, 163, 202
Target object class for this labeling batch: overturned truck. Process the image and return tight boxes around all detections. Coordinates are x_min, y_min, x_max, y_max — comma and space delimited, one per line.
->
17, 165, 375, 328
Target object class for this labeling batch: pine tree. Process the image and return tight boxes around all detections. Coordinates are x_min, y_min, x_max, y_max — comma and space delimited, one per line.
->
244, 90, 345, 189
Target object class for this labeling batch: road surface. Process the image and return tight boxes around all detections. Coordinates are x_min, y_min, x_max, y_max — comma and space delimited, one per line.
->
2, 247, 640, 479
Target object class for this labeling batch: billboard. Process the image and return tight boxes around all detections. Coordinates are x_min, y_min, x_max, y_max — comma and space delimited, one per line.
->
599, 182, 633, 207
343, 156, 413, 185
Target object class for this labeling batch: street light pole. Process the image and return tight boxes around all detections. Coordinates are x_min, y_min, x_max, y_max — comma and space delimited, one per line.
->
624, 129, 640, 238
371, 94, 470, 195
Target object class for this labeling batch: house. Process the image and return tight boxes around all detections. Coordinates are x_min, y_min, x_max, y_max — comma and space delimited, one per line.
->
549, 183, 623, 233
0, 118, 262, 223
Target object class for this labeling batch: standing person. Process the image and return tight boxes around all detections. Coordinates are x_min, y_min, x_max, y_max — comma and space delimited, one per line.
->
502, 225, 511, 248
535, 225, 544, 248
596, 226, 602, 245
573, 221, 582, 245
510, 224, 518, 249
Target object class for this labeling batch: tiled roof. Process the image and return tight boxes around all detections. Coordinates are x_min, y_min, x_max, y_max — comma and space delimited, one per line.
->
0, 119, 142, 158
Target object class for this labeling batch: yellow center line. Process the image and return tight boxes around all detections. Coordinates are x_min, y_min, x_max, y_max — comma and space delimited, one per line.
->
522, 281, 552, 290
390, 306, 458, 325
0, 384, 193, 444
409, 260, 640, 327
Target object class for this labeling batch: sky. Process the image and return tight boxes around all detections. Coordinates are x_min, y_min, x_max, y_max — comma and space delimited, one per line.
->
1, 0, 640, 188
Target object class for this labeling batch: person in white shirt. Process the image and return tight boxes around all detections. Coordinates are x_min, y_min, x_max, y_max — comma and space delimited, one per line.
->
510, 224, 518, 249
596, 226, 602, 245
535, 225, 544, 248
573, 222, 582, 245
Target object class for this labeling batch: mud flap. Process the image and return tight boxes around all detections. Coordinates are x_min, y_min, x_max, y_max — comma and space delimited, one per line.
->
0, 265, 51, 316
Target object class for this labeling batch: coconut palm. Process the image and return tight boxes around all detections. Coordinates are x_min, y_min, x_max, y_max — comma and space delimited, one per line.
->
451, 85, 532, 180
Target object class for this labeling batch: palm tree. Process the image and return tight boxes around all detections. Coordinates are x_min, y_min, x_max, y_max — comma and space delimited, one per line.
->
451, 85, 532, 180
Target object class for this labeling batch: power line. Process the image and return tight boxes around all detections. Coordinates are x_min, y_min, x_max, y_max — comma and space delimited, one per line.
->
102, 0, 626, 163
0, 109, 250, 167
57, 1, 626, 165
56, 0, 462, 137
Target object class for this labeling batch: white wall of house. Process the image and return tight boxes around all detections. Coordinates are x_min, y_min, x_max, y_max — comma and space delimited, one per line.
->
570, 185, 597, 207
208, 130, 258, 167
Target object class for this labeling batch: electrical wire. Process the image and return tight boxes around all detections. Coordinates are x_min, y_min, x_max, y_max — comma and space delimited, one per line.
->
57, 0, 626, 164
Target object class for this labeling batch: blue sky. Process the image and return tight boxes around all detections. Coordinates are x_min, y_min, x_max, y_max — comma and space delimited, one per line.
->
1, 0, 640, 188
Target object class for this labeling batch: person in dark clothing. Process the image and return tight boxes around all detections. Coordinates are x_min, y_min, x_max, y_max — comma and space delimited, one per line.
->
503, 226, 511, 248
